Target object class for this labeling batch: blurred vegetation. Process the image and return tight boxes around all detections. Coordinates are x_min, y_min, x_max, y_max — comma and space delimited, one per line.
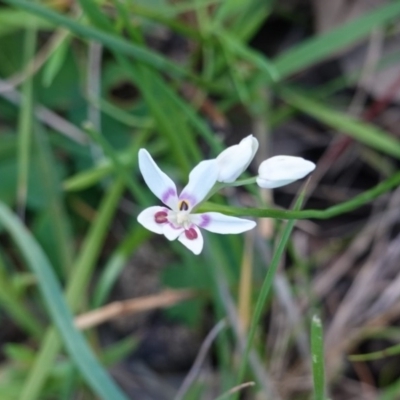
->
1, 0, 400, 399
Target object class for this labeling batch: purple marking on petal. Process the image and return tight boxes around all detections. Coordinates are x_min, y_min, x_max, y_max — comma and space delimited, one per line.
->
179, 193, 197, 207
162, 188, 177, 204
168, 222, 182, 230
199, 214, 211, 228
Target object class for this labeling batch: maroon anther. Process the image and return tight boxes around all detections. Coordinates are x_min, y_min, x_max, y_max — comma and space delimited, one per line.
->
154, 211, 168, 224
179, 200, 189, 211
185, 227, 198, 240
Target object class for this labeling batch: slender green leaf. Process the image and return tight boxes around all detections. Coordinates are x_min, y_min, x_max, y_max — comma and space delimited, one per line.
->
350, 342, 400, 362
235, 192, 305, 394
3, 0, 190, 80
78, 0, 113, 31
0, 10, 52, 36
63, 130, 157, 192
311, 315, 326, 400
63, 151, 137, 192
42, 33, 71, 87
20, 180, 125, 400
92, 226, 150, 308
217, 28, 279, 83
280, 88, 400, 159
88, 97, 153, 128
84, 123, 148, 203
16, 23, 36, 215
0, 253, 42, 338
33, 126, 73, 278
273, 2, 400, 79
0, 202, 128, 400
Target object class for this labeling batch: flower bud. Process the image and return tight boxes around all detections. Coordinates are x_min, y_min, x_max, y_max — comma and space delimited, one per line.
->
256, 155, 315, 189
216, 135, 259, 183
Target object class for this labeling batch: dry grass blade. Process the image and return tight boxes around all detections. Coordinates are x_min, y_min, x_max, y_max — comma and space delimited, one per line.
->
75, 289, 196, 329
214, 382, 256, 400
175, 319, 227, 400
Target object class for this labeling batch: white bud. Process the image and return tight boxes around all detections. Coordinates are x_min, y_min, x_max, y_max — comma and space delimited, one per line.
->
256, 155, 315, 189
216, 135, 259, 183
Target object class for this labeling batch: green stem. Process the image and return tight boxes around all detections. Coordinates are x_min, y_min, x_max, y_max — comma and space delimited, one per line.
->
226, 177, 258, 187
196, 177, 257, 209
199, 171, 400, 219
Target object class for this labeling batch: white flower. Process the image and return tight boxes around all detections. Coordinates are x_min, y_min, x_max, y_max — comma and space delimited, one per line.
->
256, 155, 316, 189
137, 149, 256, 255
216, 135, 259, 183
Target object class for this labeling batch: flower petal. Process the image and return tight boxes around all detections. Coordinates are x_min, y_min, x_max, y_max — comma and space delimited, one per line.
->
178, 226, 204, 255
138, 148, 178, 209
216, 135, 259, 183
257, 155, 315, 189
163, 223, 184, 241
137, 206, 168, 234
179, 159, 218, 209
191, 212, 256, 234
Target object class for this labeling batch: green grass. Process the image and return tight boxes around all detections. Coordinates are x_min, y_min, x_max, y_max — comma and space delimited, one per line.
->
0, 1, 399, 399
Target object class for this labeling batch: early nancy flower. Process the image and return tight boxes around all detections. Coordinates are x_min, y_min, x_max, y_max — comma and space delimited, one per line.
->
137, 149, 256, 255
216, 134, 259, 183
256, 155, 316, 189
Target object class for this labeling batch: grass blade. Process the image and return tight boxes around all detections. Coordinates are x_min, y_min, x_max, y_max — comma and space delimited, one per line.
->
0, 253, 42, 338
84, 123, 148, 203
311, 315, 326, 400
3, 0, 189, 80
280, 88, 400, 159
34, 125, 73, 278
92, 226, 150, 308
20, 180, 125, 400
273, 2, 400, 79
16, 23, 36, 217
0, 202, 128, 400
349, 342, 400, 362
234, 192, 305, 395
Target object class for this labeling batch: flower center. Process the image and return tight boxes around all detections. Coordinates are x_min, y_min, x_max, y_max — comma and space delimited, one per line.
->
176, 212, 190, 225
185, 228, 198, 240
154, 211, 168, 224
